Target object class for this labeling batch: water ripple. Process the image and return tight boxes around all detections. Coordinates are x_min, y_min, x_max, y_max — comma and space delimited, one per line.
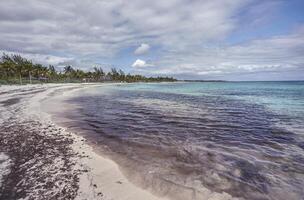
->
62, 84, 304, 200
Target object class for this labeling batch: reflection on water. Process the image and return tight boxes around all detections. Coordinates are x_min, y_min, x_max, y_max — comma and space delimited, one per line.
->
61, 82, 304, 200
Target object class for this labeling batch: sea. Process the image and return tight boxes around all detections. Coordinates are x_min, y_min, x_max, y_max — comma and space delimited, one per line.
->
53, 81, 304, 200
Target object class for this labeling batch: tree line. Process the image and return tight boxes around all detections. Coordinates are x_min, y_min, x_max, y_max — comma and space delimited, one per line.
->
0, 54, 176, 84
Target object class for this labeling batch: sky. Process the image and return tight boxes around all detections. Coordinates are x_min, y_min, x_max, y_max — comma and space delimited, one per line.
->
0, 0, 304, 81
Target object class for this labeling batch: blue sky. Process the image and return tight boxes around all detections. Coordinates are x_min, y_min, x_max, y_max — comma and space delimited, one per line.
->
228, 0, 304, 42
0, 0, 304, 80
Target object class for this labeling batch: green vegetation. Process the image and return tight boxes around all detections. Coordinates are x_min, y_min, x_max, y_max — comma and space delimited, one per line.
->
0, 54, 176, 84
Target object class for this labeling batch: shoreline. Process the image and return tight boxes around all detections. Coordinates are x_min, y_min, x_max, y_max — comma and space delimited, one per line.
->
38, 83, 239, 200
0, 83, 169, 200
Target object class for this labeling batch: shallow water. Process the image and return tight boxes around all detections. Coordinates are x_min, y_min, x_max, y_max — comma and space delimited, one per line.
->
60, 82, 304, 200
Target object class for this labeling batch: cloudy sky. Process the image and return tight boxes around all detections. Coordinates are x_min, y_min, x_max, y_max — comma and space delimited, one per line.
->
0, 0, 304, 80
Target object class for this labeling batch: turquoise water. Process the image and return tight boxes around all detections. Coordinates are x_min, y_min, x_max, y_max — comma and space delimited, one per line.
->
118, 81, 304, 122
113, 81, 304, 135
62, 81, 304, 200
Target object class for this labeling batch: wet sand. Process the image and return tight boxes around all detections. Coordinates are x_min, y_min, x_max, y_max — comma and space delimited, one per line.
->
0, 84, 168, 200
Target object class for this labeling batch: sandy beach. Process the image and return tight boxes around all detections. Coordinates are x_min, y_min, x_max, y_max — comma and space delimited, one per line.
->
1, 1, 303, 199
2, 83, 302, 200
0, 84, 169, 200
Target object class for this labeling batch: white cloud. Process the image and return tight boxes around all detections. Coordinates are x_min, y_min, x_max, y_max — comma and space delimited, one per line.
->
132, 26, 304, 79
0, 0, 303, 80
0, 50, 73, 66
134, 43, 150, 55
132, 59, 153, 68
0, 0, 245, 60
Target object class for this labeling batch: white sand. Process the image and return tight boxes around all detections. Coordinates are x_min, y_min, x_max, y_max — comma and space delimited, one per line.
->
71, 134, 169, 200
0, 83, 169, 200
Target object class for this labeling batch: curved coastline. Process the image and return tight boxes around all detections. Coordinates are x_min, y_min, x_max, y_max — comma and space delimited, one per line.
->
39, 83, 171, 200
41, 82, 304, 200
0, 83, 169, 200
40, 83, 238, 200
2, 83, 302, 200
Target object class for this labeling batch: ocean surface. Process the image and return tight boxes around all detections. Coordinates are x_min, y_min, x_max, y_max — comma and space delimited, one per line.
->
58, 81, 304, 200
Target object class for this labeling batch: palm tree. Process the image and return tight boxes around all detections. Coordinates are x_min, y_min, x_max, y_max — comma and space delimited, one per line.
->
118, 69, 125, 82
109, 68, 120, 81
23, 60, 33, 84
1, 54, 15, 79
33, 64, 43, 79
48, 65, 57, 81
0, 62, 4, 80
0, 54, 177, 84
11, 54, 28, 85
93, 67, 105, 81
64, 65, 74, 74
63, 65, 75, 81
40, 66, 50, 81
74, 69, 85, 79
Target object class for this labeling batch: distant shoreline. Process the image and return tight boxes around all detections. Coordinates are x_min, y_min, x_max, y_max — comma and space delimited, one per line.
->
181, 80, 227, 82
181, 80, 304, 82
